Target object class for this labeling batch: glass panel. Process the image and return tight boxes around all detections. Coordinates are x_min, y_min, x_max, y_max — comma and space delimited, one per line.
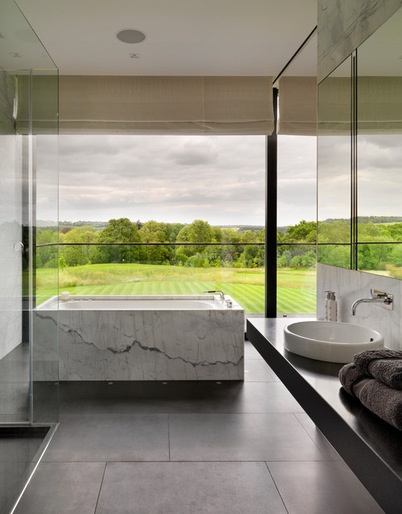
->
0, 0, 58, 510
32, 70, 59, 423
277, 135, 317, 316
0, 7, 59, 426
0, 76, 26, 423
357, 7, 402, 275
317, 57, 352, 268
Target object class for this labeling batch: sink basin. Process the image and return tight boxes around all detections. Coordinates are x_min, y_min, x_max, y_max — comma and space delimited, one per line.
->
283, 321, 384, 363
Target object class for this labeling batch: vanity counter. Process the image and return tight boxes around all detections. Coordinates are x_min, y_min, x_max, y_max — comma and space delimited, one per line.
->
246, 317, 402, 514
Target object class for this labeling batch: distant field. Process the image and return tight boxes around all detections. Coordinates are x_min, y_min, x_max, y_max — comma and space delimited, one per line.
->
36, 263, 316, 314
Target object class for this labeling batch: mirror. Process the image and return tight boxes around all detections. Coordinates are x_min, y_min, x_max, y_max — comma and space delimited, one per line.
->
357, 8, 402, 277
317, 56, 352, 269
317, 6, 402, 278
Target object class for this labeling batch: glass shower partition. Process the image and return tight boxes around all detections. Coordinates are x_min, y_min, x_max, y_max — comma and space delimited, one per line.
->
0, 0, 59, 511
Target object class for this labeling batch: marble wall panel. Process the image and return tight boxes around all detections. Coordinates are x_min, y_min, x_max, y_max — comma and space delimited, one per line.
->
318, 0, 402, 81
317, 264, 402, 350
0, 135, 22, 360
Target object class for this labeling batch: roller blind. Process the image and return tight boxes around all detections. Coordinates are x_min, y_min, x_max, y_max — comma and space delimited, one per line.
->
318, 75, 402, 135
59, 76, 274, 135
0, 70, 16, 135
15, 73, 59, 134
317, 76, 351, 135
358, 76, 402, 133
278, 76, 317, 135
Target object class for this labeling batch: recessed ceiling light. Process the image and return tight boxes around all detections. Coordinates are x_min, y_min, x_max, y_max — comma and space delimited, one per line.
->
116, 29, 146, 44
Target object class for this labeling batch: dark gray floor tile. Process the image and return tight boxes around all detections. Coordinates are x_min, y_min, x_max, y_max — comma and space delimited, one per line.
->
14, 462, 105, 514
294, 412, 341, 460
268, 461, 384, 514
244, 359, 280, 381
244, 339, 263, 359
43, 413, 169, 462
169, 412, 326, 461
208, 381, 303, 413
59, 381, 229, 415
96, 461, 286, 514
59, 380, 300, 416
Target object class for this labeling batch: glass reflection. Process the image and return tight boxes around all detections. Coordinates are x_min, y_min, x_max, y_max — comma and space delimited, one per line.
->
317, 57, 352, 268
357, 7, 402, 275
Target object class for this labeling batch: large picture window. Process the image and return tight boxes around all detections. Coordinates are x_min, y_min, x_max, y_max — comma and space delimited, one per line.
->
37, 135, 266, 314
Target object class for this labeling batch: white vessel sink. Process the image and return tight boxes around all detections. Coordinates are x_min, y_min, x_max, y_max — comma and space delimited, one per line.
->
283, 321, 384, 363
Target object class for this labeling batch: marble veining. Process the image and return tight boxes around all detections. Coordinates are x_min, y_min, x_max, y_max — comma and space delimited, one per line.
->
36, 296, 244, 381
318, 0, 402, 81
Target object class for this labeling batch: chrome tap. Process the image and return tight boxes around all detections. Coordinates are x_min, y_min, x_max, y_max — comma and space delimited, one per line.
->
203, 290, 225, 301
351, 289, 393, 315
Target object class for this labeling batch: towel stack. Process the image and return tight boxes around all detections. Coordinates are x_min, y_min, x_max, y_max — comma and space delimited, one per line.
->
339, 349, 402, 431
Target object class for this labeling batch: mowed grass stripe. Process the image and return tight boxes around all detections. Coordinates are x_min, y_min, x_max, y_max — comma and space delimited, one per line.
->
37, 264, 316, 314
54, 281, 263, 312
50, 283, 315, 313
217, 284, 264, 314
278, 287, 316, 313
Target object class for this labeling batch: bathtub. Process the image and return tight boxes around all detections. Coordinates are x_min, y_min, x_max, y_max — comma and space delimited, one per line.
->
36, 295, 244, 381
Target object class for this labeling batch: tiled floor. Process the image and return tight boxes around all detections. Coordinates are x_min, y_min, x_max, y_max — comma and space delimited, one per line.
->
14, 341, 383, 514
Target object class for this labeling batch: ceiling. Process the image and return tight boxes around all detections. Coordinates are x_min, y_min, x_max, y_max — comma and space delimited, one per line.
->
15, 0, 317, 77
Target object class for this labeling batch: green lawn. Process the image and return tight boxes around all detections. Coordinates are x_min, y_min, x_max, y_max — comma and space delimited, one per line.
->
36, 263, 316, 314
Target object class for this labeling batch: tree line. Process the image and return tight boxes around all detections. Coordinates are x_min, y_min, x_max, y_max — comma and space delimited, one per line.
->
36, 217, 402, 274
37, 218, 266, 269
317, 220, 402, 274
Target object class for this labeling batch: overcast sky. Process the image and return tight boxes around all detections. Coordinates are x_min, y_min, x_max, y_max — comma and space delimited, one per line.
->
34, 134, 318, 226
318, 134, 402, 221
35, 133, 402, 227
48, 134, 317, 227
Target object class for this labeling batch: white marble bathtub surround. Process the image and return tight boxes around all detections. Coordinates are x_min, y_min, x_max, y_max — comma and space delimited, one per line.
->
37, 296, 244, 381
317, 264, 402, 350
32, 309, 59, 382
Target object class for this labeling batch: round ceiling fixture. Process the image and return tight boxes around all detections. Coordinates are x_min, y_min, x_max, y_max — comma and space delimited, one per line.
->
116, 29, 146, 44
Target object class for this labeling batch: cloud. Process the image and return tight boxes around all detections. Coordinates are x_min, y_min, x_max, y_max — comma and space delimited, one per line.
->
168, 138, 218, 166
316, 133, 402, 220
56, 135, 269, 225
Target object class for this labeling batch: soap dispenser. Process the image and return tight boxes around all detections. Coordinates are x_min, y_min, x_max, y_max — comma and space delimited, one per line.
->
324, 291, 337, 321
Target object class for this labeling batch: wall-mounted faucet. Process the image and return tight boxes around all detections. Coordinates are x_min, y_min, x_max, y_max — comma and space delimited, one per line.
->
351, 289, 393, 315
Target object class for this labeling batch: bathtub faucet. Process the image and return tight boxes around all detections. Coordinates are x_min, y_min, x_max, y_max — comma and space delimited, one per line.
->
351, 289, 393, 315
204, 290, 225, 301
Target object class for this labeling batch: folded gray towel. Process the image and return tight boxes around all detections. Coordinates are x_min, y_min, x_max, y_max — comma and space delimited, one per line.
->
353, 377, 402, 431
339, 362, 402, 431
353, 349, 402, 390
338, 362, 367, 396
